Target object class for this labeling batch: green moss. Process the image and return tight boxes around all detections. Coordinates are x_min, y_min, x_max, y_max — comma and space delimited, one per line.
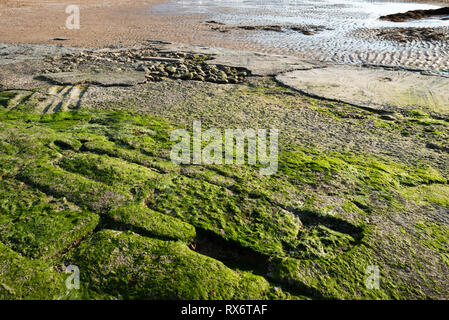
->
1, 210, 98, 259
58, 152, 158, 191
415, 221, 449, 267
0, 91, 17, 108
68, 230, 299, 300
18, 163, 132, 213
400, 184, 449, 207
283, 225, 355, 260
107, 203, 196, 242
0, 109, 90, 127
81, 136, 179, 174
407, 110, 429, 118
145, 174, 299, 257
0, 241, 70, 299
0, 105, 446, 299
0, 182, 99, 259
409, 118, 441, 126
269, 240, 421, 299
315, 107, 342, 120
53, 137, 82, 151
279, 146, 446, 192
0, 178, 99, 260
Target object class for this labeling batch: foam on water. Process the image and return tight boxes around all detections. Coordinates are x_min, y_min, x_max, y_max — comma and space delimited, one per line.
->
153, 0, 449, 70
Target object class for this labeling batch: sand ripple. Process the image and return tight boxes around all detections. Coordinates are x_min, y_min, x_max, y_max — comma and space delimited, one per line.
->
153, 0, 449, 71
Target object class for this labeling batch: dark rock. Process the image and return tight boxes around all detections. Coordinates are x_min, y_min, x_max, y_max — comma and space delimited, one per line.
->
379, 7, 449, 22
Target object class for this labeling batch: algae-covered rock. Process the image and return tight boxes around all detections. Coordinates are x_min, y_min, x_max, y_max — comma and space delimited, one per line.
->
68, 230, 298, 300
0, 242, 68, 299
19, 163, 132, 213
0, 97, 447, 299
40, 70, 146, 87
107, 203, 196, 242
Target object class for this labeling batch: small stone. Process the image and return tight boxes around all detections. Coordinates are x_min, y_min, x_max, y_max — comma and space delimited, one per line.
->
380, 115, 396, 121
165, 66, 177, 74
218, 71, 228, 80
137, 65, 150, 73
182, 72, 193, 80
207, 65, 218, 72
194, 75, 205, 82
178, 64, 188, 71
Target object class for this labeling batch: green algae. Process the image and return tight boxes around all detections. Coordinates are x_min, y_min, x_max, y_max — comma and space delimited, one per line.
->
279, 146, 446, 193
68, 230, 299, 300
0, 241, 70, 299
0, 91, 16, 108
415, 221, 449, 267
0, 101, 447, 299
0, 179, 98, 259
400, 184, 449, 207
58, 152, 158, 192
19, 163, 132, 213
107, 203, 196, 242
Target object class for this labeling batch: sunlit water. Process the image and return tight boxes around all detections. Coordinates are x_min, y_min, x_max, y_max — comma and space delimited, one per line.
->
153, 0, 449, 70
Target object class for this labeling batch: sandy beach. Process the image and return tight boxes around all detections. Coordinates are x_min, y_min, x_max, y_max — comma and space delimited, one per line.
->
0, 0, 189, 47
1, 0, 448, 70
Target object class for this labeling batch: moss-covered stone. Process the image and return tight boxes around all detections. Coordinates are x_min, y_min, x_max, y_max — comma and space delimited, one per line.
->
400, 184, 449, 207
0, 88, 447, 300
0, 91, 16, 108
0, 242, 69, 299
107, 203, 196, 242
19, 163, 132, 213
68, 230, 299, 300
415, 221, 449, 267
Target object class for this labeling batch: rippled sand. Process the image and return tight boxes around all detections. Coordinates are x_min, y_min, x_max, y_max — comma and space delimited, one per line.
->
0, 0, 448, 71
152, 0, 449, 71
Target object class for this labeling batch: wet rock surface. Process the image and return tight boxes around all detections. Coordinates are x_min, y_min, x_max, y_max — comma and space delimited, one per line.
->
153, 42, 323, 76
39, 71, 147, 87
40, 46, 249, 85
205, 21, 333, 36
276, 65, 449, 115
374, 27, 449, 42
380, 7, 449, 22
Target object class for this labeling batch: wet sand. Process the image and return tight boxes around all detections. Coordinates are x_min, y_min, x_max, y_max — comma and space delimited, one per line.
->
0, 0, 204, 47
0, 0, 448, 70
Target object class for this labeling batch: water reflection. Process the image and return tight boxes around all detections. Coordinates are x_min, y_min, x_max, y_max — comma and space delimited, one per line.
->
153, 0, 449, 70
